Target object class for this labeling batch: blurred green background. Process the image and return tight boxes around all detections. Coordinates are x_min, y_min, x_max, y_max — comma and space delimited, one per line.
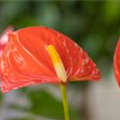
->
0, 1, 120, 120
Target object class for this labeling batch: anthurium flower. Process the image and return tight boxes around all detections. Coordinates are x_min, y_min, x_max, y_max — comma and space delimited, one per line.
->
114, 39, 120, 87
0, 26, 13, 59
0, 26, 100, 93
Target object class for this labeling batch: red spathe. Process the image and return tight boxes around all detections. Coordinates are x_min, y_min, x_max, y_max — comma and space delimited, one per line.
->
0, 27, 100, 93
114, 39, 120, 87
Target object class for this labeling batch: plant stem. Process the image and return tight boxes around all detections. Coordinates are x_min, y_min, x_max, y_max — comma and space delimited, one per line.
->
60, 84, 70, 120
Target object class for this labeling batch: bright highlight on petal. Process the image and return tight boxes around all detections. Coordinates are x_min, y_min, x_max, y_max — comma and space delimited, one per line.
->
47, 45, 67, 83
0, 26, 13, 59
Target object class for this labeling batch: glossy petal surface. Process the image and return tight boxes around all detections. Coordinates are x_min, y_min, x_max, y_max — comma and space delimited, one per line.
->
0, 27, 100, 93
114, 39, 120, 87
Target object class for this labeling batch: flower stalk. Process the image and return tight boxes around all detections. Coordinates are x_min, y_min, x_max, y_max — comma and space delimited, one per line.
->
60, 84, 70, 120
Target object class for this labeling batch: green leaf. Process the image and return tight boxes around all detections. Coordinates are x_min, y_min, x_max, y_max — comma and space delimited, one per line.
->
28, 89, 80, 120
103, 1, 120, 23
28, 89, 64, 119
